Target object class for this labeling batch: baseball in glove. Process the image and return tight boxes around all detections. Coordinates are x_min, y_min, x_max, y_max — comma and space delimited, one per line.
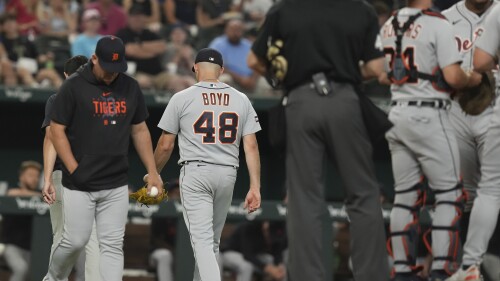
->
456, 71, 496, 116
130, 184, 168, 207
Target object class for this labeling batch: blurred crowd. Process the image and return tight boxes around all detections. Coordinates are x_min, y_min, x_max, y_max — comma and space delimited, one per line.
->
0, 0, 281, 95
0, 0, 457, 96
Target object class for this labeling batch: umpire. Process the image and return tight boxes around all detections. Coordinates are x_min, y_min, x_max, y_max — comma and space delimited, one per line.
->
248, 1, 390, 281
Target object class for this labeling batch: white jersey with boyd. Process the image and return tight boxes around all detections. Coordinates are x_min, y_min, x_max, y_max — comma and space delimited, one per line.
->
380, 8, 462, 100
158, 81, 261, 167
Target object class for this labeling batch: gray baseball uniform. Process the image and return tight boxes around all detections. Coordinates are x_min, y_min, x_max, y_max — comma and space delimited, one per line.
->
158, 81, 261, 281
381, 8, 463, 274
460, 3, 500, 267
443, 1, 497, 213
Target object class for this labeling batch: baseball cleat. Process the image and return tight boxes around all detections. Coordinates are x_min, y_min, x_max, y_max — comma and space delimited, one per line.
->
445, 265, 482, 281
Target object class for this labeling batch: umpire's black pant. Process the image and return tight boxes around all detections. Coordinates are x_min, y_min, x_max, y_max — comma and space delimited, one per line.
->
285, 82, 389, 281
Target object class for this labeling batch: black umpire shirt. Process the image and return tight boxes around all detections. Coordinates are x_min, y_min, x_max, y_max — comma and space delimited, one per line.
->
252, 0, 382, 91
51, 61, 149, 191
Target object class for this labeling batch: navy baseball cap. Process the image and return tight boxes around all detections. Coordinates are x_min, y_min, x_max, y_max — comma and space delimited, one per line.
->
95, 36, 128, 73
192, 48, 223, 72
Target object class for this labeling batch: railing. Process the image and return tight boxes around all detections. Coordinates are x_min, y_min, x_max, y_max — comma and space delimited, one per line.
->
0, 196, 408, 280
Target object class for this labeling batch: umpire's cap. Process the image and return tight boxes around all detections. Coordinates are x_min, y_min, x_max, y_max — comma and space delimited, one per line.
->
95, 36, 128, 73
192, 48, 223, 72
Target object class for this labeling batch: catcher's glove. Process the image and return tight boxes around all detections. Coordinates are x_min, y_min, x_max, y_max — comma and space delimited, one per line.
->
129, 184, 168, 207
456, 71, 495, 116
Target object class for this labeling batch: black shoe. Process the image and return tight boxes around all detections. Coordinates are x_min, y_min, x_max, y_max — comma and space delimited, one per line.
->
430, 270, 451, 281
392, 272, 424, 281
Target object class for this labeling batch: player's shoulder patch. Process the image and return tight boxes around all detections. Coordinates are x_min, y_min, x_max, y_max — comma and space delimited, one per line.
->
423, 10, 447, 20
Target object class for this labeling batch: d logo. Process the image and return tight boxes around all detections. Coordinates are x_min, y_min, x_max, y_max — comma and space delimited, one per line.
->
112, 53, 119, 61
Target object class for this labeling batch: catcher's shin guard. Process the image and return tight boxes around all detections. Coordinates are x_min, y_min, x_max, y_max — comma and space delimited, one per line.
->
388, 183, 426, 274
424, 183, 466, 275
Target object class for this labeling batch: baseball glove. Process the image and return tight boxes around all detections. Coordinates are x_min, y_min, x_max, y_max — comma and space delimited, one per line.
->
129, 185, 168, 207
456, 71, 496, 116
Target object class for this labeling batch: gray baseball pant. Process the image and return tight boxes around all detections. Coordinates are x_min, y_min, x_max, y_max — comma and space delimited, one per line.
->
3, 244, 30, 281
449, 100, 492, 211
49, 170, 101, 281
179, 162, 237, 281
45, 185, 129, 281
285, 82, 389, 281
386, 105, 462, 272
149, 248, 174, 281
462, 97, 500, 266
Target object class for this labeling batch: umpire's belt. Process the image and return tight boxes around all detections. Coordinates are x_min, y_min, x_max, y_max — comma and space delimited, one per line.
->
180, 160, 238, 169
391, 100, 450, 109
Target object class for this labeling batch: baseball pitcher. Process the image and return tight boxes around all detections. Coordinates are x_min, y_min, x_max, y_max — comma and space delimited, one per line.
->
447, 3, 500, 281
152, 48, 262, 281
443, 0, 496, 226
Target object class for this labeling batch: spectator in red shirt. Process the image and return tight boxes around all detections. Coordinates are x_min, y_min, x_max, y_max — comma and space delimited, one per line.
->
87, 0, 127, 35
6, 0, 41, 36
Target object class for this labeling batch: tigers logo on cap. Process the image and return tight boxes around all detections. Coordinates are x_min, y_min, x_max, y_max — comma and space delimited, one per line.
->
95, 36, 128, 73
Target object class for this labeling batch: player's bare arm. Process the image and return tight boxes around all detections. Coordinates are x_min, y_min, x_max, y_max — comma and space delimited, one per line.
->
131, 121, 164, 197
42, 126, 57, 204
243, 133, 261, 213
473, 47, 497, 72
442, 63, 482, 89
247, 50, 267, 76
49, 121, 78, 173
153, 131, 176, 173
360, 57, 385, 80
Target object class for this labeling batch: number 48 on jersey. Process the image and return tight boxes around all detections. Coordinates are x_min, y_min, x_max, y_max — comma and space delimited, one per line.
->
193, 111, 239, 144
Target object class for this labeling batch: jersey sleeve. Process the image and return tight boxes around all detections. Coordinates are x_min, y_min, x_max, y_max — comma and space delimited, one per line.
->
242, 96, 261, 136
436, 20, 462, 68
158, 94, 181, 134
41, 94, 57, 130
50, 81, 76, 126
475, 5, 500, 57
131, 85, 149, 124
362, 5, 384, 62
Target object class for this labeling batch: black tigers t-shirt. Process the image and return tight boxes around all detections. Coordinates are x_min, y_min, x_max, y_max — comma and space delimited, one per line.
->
51, 62, 149, 191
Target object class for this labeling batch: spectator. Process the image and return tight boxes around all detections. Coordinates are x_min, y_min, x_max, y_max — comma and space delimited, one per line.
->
148, 180, 180, 281
38, 0, 78, 38
123, 0, 161, 31
221, 220, 288, 281
372, 1, 391, 27
164, 0, 197, 26
232, 0, 272, 27
87, 0, 127, 35
71, 9, 103, 58
164, 25, 196, 76
116, 5, 192, 91
195, 0, 236, 49
0, 14, 63, 87
1, 160, 42, 281
6, 0, 41, 36
209, 18, 265, 93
